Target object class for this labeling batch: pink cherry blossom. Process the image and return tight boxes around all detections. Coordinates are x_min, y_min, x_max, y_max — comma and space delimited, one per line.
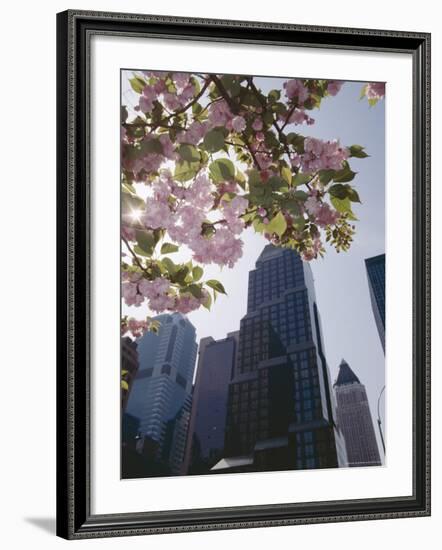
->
365, 82, 385, 100
327, 81, 343, 96
139, 85, 156, 113
252, 118, 263, 131
232, 116, 246, 132
300, 137, 349, 172
208, 100, 233, 127
283, 79, 309, 104
142, 200, 172, 230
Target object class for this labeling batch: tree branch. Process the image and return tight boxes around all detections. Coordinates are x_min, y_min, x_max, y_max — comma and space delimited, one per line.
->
209, 74, 262, 170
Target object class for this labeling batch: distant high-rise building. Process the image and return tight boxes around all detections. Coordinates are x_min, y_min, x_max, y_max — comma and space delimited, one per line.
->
213, 245, 347, 474
123, 313, 197, 477
365, 254, 385, 351
163, 394, 193, 475
184, 332, 239, 474
121, 336, 139, 411
334, 359, 381, 467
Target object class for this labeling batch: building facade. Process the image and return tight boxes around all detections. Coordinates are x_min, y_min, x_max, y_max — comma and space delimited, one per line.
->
365, 254, 385, 351
213, 245, 347, 474
121, 336, 139, 411
123, 313, 197, 477
334, 359, 381, 467
184, 332, 239, 474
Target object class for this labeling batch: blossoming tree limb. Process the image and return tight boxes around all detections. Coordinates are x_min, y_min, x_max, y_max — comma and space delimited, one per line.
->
120, 72, 385, 336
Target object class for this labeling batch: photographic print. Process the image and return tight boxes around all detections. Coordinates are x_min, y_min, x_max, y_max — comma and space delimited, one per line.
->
120, 70, 386, 479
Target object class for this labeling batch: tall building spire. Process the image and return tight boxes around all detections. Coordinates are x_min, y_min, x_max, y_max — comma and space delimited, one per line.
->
334, 359, 361, 387
334, 360, 381, 467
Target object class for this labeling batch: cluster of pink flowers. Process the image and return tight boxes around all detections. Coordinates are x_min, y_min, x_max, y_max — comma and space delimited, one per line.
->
208, 100, 234, 127
177, 120, 210, 145
121, 317, 150, 339
122, 273, 209, 315
293, 137, 349, 173
122, 134, 176, 181
140, 171, 246, 269
138, 277, 175, 313
221, 196, 249, 235
192, 226, 244, 268
283, 79, 310, 104
365, 82, 385, 101
304, 193, 340, 228
138, 72, 195, 114
280, 109, 315, 126
327, 81, 344, 96
301, 236, 323, 262
175, 289, 210, 314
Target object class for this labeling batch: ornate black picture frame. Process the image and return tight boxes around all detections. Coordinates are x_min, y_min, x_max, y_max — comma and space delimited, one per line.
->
56, 9, 430, 540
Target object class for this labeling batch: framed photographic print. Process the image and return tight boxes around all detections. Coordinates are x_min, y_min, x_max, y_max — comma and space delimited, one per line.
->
56, 10, 431, 539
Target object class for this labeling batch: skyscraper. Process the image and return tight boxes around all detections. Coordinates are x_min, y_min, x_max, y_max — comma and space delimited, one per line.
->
123, 313, 197, 476
184, 332, 239, 474
334, 359, 381, 467
213, 245, 347, 473
365, 254, 385, 351
121, 336, 139, 411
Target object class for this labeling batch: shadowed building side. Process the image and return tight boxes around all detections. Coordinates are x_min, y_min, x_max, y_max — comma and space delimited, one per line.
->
184, 332, 239, 474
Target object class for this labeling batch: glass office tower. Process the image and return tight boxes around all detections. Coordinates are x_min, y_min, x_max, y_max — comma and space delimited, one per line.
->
123, 313, 197, 476
365, 254, 385, 352
213, 245, 347, 473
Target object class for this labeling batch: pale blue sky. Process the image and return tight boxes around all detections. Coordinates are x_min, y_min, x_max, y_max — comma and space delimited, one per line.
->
122, 74, 386, 458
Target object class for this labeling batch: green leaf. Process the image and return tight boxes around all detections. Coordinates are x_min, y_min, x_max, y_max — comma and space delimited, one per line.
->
129, 76, 146, 94
140, 139, 163, 155
209, 158, 235, 182
161, 257, 178, 276
201, 291, 212, 310
330, 196, 356, 218
178, 144, 200, 163
286, 133, 305, 153
268, 89, 281, 103
192, 266, 203, 281
174, 160, 199, 182
136, 230, 155, 255
281, 166, 292, 185
121, 106, 128, 123
253, 218, 266, 234
292, 173, 312, 187
192, 102, 203, 116
268, 176, 288, 192
266, 211, 287, 237
161, 242, 179, 254
203, 129, 225, 152
262, 111, 274, 126
206, 279, 227, 295
121, 380, 129, 391
319, 170, 335, 185
333, 162, 356, 183
347, 187, 361, 203
328, 184, 348, 200
134, 245, 153, 257
293, 190, 309, 201
283, 198, 301, 216
186, 284, 204, 299
349, 144, 369, 158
